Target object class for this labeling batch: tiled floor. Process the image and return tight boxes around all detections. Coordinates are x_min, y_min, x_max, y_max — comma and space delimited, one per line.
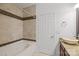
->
17, 40, 48, 56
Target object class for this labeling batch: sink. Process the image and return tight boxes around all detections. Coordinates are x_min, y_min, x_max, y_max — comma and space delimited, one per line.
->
60, 37, 79, 45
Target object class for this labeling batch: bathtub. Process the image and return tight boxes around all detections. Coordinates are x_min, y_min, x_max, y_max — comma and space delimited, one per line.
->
0, 40, 29, 56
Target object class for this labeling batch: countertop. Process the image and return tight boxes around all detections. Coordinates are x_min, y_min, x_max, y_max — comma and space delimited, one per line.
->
60, 37, 79, 56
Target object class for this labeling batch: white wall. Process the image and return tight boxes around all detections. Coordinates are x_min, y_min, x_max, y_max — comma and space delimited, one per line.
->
54, 4, 76, 39
36, 3, 76, 56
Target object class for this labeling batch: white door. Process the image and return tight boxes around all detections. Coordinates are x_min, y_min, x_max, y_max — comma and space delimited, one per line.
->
37, 13, 56, 55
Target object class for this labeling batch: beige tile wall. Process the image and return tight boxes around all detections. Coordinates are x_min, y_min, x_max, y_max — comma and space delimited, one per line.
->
23, 19, 36, 40
23, 5, 36, 17
0, 14, 23, 44
0, 3, 23, 44
0, 3, 23, 17
0, 3, 36, 44
23, 5, 36, 40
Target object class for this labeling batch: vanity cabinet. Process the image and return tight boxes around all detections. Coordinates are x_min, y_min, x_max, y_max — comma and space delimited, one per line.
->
60, 43, 70, 56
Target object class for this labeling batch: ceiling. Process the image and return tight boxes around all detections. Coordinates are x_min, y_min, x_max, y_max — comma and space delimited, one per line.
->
14, 3, 35, 9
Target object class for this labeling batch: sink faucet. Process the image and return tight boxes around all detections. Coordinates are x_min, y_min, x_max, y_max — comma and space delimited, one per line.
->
76, 36, 79, 44
78, 40, 79, 44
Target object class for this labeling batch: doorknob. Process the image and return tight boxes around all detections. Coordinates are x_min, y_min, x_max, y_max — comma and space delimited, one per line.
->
50, 36, 54, 38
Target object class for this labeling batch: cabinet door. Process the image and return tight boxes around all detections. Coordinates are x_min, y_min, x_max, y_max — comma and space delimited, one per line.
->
60, 43, 65, 56
64, 50, 70, 56
60, 43, 70, 56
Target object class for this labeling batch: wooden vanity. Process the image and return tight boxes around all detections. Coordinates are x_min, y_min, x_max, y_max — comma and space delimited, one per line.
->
60, 38, 79, 56
60, 42, 70, 56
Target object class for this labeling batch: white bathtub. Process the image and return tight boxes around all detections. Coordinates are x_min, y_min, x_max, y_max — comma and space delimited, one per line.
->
0, 40, 29, 56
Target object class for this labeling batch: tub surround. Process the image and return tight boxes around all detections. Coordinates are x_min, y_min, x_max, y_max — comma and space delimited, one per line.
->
0, 9, 22, 20
23, 16, 36, 20
0, 4, 36, 45
0, 4, 36, 20
0, 39, 22, 47
23, 38, 36, 42
60, 37, 79, 56
0, 38, 36, 47
0, 9, 36, 20
23, 19, 36, 40
0, 14, 23, 45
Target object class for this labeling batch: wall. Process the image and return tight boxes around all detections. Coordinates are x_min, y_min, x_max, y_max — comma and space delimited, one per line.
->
36, 3, 76, 56
55, 3, 76, 55
0, 3, 36, 44
0, 14, 23, 44
23, 5, 36, 17
55, 4, 76, 39
0, 4, 23, 44
23, 19, 36, 40
23, 5, 36, 40
0, 3, 23, 17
